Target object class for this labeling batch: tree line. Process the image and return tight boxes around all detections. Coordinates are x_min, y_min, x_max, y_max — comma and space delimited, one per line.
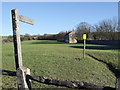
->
58, 17, 119, 41
2, 34, 39, 44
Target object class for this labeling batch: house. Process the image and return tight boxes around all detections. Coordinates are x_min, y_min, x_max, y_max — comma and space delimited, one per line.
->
32, 36, 38, 40
64, 30, 77, 43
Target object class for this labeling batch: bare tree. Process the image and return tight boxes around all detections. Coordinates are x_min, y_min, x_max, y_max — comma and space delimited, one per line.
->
75, 22, 92, 40
94, 17, 119, 40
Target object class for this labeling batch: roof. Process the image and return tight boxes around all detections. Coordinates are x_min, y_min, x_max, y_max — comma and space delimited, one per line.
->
65, 31, 72, 36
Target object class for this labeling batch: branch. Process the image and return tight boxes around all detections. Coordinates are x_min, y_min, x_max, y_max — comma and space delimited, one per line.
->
1, 70, 16, 76
27, 75, 115, 89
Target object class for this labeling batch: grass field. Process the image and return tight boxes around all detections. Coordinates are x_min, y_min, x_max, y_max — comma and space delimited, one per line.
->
2, 40, 120, 88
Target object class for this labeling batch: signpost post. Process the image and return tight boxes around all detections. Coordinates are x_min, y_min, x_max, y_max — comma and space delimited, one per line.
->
11, 9, 34, 89
83, 34, 86, 58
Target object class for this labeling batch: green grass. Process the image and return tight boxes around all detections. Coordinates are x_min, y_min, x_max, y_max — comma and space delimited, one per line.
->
2, 40, 119, 88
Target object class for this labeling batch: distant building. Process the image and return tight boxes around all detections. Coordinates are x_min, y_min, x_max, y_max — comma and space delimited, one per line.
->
32, 36, 38, 40
64, 30, 77, 43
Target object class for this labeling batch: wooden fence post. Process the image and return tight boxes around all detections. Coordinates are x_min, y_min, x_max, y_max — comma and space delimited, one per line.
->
17, 66, 31, 90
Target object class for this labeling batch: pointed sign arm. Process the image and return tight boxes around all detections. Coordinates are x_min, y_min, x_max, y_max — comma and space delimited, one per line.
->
19, 15, 35, 25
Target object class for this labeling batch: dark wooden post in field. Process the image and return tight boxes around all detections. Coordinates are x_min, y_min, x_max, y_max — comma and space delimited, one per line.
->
11, 9, 34, 90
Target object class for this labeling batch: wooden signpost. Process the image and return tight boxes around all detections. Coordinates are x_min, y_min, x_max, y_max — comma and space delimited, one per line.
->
11, 9, 34, 90
83, 34, 86, 58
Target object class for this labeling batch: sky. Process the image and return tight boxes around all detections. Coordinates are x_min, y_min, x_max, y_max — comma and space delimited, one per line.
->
2, 2, 118, 36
